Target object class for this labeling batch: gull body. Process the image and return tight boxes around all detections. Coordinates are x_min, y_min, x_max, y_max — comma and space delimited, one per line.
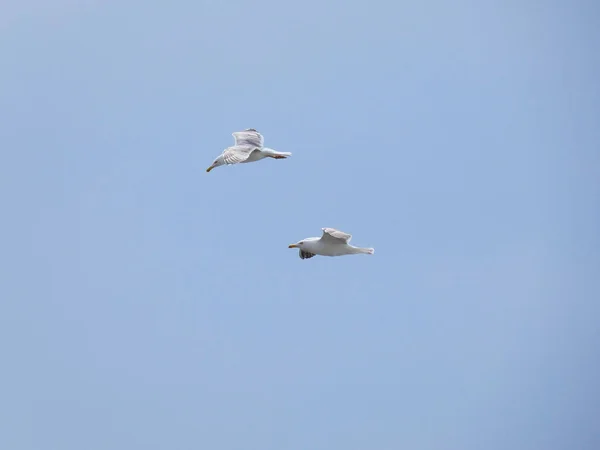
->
206, 128, 291, 172
288, 228, 375, 260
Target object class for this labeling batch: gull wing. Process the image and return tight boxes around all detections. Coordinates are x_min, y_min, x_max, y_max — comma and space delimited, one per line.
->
232, 129, 264, 148
222, 146, 255, 165
320, 228, 352, 244
299, 250, 316, 259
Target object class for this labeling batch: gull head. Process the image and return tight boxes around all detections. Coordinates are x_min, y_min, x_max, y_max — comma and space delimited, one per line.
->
288, 241, 304, 249
206, 155, 225, 173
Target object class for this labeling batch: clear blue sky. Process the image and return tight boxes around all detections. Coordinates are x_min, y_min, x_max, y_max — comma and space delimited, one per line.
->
1, 1, 598, 449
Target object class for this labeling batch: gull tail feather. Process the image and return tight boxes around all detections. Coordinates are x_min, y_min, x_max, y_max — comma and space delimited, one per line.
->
264, 147, 292, 157
352, 246, 374, 255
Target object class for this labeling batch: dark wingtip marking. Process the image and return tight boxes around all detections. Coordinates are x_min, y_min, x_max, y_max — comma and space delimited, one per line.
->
300, 250, 316, 260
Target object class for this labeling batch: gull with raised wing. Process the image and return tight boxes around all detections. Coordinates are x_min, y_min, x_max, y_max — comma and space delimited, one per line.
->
206, 128, 291, 173
288, 228, 375, 260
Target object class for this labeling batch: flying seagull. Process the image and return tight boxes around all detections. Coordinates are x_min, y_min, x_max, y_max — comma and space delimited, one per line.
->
288, 228, 375, 259
206, 128, 291, 172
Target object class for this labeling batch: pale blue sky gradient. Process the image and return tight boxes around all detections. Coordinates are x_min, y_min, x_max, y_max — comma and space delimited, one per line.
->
1, 1, 599, 449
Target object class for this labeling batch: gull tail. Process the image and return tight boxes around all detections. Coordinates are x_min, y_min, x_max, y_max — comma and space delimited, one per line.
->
264, 148, 292, 158
366, 248, 375, 255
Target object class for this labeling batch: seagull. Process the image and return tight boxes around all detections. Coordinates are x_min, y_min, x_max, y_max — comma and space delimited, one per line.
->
206, 128, 291, 172
288, 228, 375, 259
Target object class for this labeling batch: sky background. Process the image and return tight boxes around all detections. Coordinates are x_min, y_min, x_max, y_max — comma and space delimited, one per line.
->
1, 1, 599, 449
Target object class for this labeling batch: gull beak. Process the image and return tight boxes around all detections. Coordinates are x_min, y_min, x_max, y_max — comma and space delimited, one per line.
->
288, 244, 298, 248
206, 166, 214, 173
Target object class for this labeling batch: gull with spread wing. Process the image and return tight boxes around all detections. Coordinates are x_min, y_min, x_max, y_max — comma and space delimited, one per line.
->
288, 228, 375, 260
206, 128, 291, 172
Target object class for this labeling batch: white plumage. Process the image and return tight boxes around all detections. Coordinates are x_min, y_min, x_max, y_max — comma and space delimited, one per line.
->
206, 129, 291, 172
288, 228, 375, 260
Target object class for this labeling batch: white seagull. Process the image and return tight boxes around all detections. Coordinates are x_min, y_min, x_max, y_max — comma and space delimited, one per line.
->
288, 228, 375, 260
206, 128, 291, 173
